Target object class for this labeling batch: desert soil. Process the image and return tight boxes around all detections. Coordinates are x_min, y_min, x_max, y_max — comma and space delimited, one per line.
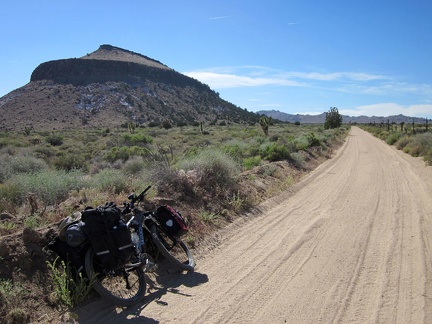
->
75, 126, 432, 324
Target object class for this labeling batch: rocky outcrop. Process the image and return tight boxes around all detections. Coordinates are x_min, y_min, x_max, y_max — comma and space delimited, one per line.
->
0, 45, 259, 131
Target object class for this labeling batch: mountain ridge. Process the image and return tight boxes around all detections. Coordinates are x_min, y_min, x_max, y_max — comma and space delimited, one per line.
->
258, 109, 427, 124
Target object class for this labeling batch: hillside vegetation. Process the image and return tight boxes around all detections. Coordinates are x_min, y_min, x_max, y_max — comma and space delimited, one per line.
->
360, 122, 432, 165
0, 122, 349, 322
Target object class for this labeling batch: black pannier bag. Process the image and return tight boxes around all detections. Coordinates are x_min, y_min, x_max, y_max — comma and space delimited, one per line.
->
47, 215, 87, 275
47, 236, 87, 275
81, 202, 135, 271
155, 205, 188, 237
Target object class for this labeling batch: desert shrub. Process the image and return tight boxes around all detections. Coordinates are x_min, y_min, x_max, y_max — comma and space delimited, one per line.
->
290, 152, 305, 169
259, 143, 290, 162
161, 120, 172, 129
104, 147, 130, 163
46, 257, 94, 307
46, 134, 63, 146
11, 155, 49, 174
91, 169, 129, 194
148, 121, 160, 128
386, 132, 403, 145
0, 278, 29, 323
0, 154, 49, 182
395, 135, 411, 150
123, 156, 147, 175
424, 148, 432, 165
269, 134, 280, 142
307, 132, 321, 147
8, 170, 86, 206
222, 140, 248, 161
24, 214, 43, 228
178, 149, 240, 192
243, 156, 261, 170
104, 146, 149, 163
33, 145, 56, 159
0, 156, 12, 182
258, 163, 278, 176
294, 135, 310, 151
129, 146, 148, 157
122, 133, 152, 146
53, 152, 87, 171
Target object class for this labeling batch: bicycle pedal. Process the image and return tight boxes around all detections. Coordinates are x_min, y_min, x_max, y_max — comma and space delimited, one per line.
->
140, 253, 157, 272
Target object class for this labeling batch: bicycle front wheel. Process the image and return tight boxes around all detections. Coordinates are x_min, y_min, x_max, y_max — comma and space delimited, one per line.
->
150, 224, 195, 271
84, 247, 146, 307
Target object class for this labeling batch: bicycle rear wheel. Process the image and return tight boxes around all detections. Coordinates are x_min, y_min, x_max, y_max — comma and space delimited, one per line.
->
150, 224, 195, 271
84, 247, 146, 307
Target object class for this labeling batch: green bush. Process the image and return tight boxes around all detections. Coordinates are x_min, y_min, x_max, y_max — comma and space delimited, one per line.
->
243, 156, 261, 170
47, 257, 94, 307
122, 133, 152, 146
123, 156, 147, 175
386, 132, 403, 145
9, 170, 86, 206
307, 132, 321, 147
260, 143, 290, 162
424, 148, 432, 165
294, 136, 310, 151
53, 152, 87, 171
179, 149, 240, 191
33, 146, 56, 159
222, 141, 248, 161
91, 169, 129, 194
104, 147, 131, 163
395, 135, 411, 150
46, 134, 64, 146
290, 152, 305, 169
0, 154, 49, 182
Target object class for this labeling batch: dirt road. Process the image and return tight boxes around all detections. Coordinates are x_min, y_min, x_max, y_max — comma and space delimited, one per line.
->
77, 126, 432, 323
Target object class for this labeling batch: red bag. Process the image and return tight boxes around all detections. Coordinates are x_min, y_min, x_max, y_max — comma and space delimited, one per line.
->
155, 205, 188, 237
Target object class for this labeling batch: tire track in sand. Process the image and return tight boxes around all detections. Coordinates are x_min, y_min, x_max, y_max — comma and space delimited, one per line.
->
77, 127, 432, 323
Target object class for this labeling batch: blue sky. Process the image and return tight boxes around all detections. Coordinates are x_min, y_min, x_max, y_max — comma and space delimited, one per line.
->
1, 0, 431, 118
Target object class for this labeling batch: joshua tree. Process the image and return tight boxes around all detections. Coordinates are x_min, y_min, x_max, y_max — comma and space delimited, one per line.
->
259, 116, 272, 136
128, 122, 136, 134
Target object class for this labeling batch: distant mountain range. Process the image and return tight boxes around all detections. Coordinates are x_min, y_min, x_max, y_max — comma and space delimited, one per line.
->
1, 44, 427, 132
257, 110, 427, 124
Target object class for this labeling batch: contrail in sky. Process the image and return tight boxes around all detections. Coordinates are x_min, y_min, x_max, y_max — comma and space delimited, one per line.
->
209, 15, 231, 20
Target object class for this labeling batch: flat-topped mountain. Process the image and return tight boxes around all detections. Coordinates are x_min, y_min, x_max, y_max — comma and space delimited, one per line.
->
0, 45, 258, 131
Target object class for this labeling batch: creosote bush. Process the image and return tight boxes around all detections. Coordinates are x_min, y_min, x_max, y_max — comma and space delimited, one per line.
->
7, 169, 86, 206
179, 149, 240, 193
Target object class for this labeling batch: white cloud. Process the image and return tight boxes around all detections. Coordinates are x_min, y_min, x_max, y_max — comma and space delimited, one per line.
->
340, 103, 432, 118
183, 66, 388, 90
285, 71, 387, 82
184, 71, 303, 88
337, 82, 432, 96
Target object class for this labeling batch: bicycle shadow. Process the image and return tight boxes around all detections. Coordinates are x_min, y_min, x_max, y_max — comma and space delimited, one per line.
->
124, 268, 209, 321
73, 268, 208, 323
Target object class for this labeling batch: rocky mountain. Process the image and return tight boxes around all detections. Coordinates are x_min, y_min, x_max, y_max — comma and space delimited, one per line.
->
0, 45, 258, 131
258, 110, 427, 124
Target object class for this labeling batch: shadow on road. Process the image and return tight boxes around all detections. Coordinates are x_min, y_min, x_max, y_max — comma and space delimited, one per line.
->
74, 269, 208, 323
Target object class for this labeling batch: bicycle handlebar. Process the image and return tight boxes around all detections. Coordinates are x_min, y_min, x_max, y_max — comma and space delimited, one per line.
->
123, 185, 152, 214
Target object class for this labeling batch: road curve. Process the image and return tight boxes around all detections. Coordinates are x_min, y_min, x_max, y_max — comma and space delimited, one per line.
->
78, 126, 432, 323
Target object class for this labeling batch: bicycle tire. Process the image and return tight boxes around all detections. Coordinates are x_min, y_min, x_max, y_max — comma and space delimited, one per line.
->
150, 224, 195, 271
84, 247, 146, 307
